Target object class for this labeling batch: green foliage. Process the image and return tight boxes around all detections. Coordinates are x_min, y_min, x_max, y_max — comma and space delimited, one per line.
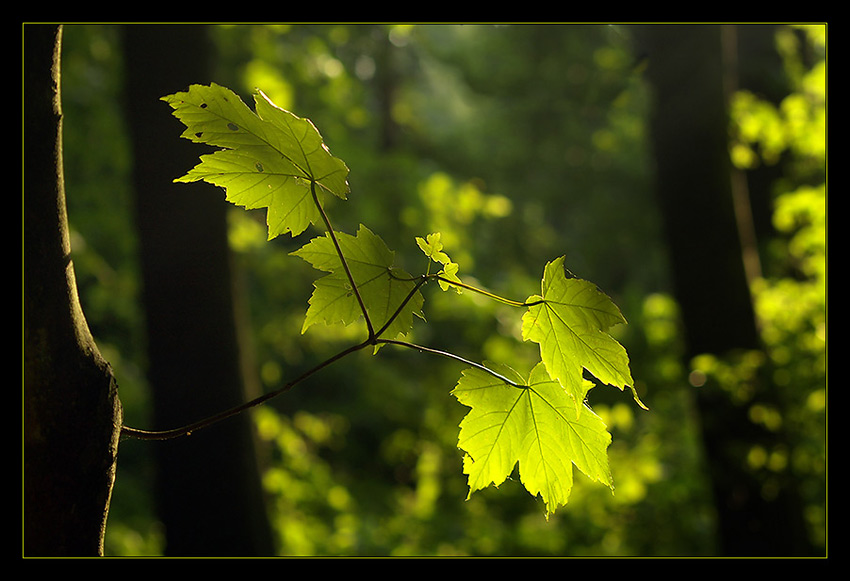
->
163, 82, 639, 517
722, 25, 826, 547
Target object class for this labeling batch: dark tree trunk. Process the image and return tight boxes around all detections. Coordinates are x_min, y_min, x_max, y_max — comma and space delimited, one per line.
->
631, 24, 816, 557
24, 24, 123, 557
635, 24, 759, 356
121, 24, 274, 556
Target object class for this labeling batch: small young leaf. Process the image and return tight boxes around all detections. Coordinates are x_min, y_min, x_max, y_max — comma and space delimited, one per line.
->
452, 362, 613, 517
416, 232, 462, 292
162, 83, 350, 239
437, 262, 462, 293
522, 257, 634, 414
415, 232, 451, 265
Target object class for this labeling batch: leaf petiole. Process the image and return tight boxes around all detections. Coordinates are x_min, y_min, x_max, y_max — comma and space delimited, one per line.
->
390, 266, 544, 308
377, 338, 526, 389
434, 275, 545, 308
310, 180, 375, 340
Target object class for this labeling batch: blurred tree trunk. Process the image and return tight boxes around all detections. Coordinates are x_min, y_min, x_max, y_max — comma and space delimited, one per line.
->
24, 24, 123, 557
631, 24, 815, 556
121, 24, 274, 556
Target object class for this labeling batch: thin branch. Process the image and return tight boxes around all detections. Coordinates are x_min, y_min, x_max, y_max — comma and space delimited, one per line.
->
121, 191, 545, 440
310, 180, 375, 340
120, 274, 535, 440
121, 339, 372, 441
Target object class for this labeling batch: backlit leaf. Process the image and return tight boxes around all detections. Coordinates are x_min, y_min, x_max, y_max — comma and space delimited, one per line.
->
522, 256, 634, 414
162, 83, 349, 238
452, 362, 613, 516
293, 225, 424, 342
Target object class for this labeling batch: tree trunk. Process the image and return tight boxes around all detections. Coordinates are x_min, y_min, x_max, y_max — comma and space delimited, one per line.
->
632, 24, 816, 556
121, 24, 274, 556
24, 24, 123, 557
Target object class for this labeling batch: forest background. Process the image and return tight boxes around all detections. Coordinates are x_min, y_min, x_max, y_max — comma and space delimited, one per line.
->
50, 23, 825, 557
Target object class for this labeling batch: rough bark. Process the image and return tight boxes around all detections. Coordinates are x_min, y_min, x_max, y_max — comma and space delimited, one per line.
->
23, 24, 123, 557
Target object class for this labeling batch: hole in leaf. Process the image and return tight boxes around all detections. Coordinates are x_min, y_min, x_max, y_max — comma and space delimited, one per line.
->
255, 162, 264, 172
227, 122, 239, 131
200, 103, 207, 108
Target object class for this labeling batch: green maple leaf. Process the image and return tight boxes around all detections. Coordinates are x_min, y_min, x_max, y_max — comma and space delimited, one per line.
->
162, 83, 350, 239
452, 362, 613, 516
293, 225, 424, 342
521, 256, 634, 414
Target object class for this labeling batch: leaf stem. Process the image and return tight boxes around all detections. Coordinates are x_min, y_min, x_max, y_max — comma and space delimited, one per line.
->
310, 180, 375, 340
377, 338, 526, 389
434, 275, 545, 308
388, 269, 544, 308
